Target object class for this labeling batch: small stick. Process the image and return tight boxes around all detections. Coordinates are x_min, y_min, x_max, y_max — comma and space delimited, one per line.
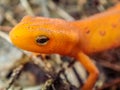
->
6, 65, 23, 90
97, 78, 120, 90
41, 79, 54, 90
47, 0, 74, 21
38, 0, 50, 17
98, 60, 120, 72
0, 26, 12, 32
20, 0, 34, 16
5, 11, 17, 26
0, 31, 11, 43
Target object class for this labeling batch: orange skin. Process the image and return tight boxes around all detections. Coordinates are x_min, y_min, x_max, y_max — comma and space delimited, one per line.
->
10, 3, 120, 90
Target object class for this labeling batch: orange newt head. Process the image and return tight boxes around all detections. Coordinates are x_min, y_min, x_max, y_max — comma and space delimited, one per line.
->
10, 16, 80, 55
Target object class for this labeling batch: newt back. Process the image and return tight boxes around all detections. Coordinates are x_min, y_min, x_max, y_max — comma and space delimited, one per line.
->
71, 6, 120, 54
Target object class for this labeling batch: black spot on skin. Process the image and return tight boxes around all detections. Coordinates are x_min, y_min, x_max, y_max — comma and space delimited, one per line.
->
86, 30, 90, 34
112, 24, 117, 28
99, 30, 106, 36
84, 27, 90, 34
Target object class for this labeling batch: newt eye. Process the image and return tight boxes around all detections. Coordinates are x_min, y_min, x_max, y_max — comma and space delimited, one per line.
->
35, 35, 49, 45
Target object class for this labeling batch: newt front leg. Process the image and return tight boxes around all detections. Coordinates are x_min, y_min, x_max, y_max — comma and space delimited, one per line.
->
76, 52, 99, 90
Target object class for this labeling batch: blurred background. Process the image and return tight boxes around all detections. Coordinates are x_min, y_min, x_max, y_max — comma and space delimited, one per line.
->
0, 0, 120, 90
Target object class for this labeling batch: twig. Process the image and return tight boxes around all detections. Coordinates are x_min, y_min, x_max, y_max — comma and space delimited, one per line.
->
0, 31, 11, 43
0, 26, 12, 32
20, 0, 34, 16
41, 79, 54, 90
97, 78, 120, 90
5, 11, 17, 26
98, 60, 120, 72
38, 0, 50, 17
6, 65, 23, 89
47, 0, 75, 21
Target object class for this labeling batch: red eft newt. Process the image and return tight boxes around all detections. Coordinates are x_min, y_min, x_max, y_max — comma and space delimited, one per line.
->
9, 3, 120, 90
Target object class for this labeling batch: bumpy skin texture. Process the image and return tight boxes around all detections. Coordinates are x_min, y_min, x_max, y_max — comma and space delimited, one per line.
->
72, 7, 120, 54
10, 3, 120, 90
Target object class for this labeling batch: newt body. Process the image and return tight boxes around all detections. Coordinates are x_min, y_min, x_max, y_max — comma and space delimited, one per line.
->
10, 3, 120, 90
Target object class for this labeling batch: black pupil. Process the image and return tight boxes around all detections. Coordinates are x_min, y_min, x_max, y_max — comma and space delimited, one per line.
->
36, 37, 49, 44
